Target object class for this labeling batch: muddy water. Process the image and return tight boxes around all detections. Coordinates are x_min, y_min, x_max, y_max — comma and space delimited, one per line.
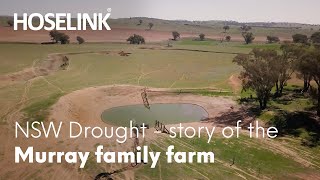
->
101, 103, 209, 126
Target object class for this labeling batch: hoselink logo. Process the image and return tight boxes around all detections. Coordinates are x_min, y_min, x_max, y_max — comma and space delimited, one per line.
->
13, 9, 112, 31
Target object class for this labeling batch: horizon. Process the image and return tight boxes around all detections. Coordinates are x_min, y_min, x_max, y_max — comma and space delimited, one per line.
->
1, 0, 320, 25
1, 15, 319, 26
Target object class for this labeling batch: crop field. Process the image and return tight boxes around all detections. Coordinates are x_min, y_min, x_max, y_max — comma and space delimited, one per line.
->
0, 41, 247, 119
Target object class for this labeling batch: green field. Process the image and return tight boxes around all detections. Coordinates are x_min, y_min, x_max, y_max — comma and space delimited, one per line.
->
0, 41, 247, 120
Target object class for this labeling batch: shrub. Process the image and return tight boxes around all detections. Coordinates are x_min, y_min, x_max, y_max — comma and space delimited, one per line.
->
127, 34, 145, 44
172, 31, 180, 41
269, 112, 287, 134
310, 31, 320, 44
225, 36, 231, 42
7, 20, 14, 27
76, 36, 85, 44
301, 131, 319, 147
267, 36, 280, 43
199, 33, 205, 41
292, 34, 308, 44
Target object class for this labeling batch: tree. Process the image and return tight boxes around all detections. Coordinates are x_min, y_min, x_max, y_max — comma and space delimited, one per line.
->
267, 36, 280, 43
310, 32, 320, 44
240, 25, 251, 32
127, 34, 145, 44
223, 25, 230, 33
274, 44, 296, 96
76, 36, 85, 44
233, 49, 279, 109
7, 20, 14, 27
305, 50, 320, 116
289, 44, 313, 92
138, 19, 143, 25
199, 33, 205, 41
172, 31, 180, 41
292, 34, 308, 44
225, 36, 231, 42
242, 32, 255, 44
148, 22, 154, 30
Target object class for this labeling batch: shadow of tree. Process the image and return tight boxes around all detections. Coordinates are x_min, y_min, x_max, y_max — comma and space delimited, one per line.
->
207, 106, 257, 128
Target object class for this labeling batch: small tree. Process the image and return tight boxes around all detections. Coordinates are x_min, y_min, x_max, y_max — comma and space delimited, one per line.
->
233, 49, 279, 109
292, 34, 308, 44
223, 25, 230, 33
148, 23, 154, 30
240, 25, 251, 32
76, 36, 85, 44
310, 32, 320, 44
267, 36, 280, 43
172, 31, 180, 41
199, 33, 205, 41
127, 34, 145, 44
225, 36, 231, 42
242, 32, 255, 44
7, 20, 14, 27
138, 19, 143, 25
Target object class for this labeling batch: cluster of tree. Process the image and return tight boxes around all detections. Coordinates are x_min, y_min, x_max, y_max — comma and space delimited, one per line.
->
234, 43, 320, 116
292, 32, 320, 44
240, 25, 254, 44
49, 30, 85, 44
127, 34, 145, 44
49, 30, 70, 44
172, 31, 180, 41
267, 36, 280, 43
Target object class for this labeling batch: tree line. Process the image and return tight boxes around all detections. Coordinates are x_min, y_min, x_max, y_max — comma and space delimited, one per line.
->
234, 38, 320, 116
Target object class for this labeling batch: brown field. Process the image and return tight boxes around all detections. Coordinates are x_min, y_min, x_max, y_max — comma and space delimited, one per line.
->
0, 26, 290, 43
